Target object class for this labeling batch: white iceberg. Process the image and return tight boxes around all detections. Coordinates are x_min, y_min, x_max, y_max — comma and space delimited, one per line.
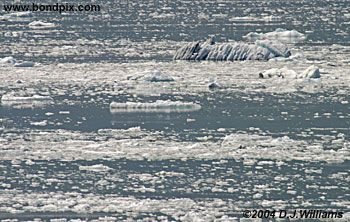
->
243, 28, 307, 43
110, 100, 201, 113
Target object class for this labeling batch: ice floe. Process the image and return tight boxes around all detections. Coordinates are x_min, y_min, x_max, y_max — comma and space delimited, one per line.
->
0, 57, 35, 67
173, 37, 291, 61
0, 12, 32, 21
1, 94, 53, 108
243, 28, 307, 43
259, 65, 321, 79
110, 100, 201, 113
79, 164, 112, 172
127, 70, 174, 82
28, 20, 56, 28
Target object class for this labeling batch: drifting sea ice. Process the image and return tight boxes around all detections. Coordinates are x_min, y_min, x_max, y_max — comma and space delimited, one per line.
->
1, 93, 53, 108
0, 57, 35, 67
110, 100, 201, 113
127, 70, 175, 82
259, 65, 321, 79
0, 11, 32, 21
243, 28, 307, 43
28, 20, 56, 28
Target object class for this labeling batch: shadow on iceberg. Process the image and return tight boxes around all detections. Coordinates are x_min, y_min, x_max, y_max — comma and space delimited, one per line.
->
173, 37, 291, 61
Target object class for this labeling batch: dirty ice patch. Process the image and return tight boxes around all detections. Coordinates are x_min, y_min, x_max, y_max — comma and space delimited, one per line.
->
110, 100, 201, 113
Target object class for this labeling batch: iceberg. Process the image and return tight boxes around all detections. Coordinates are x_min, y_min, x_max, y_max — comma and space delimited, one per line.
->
243, 28, 306, 43
110, 100, 201, 113
173, 37, 291, 61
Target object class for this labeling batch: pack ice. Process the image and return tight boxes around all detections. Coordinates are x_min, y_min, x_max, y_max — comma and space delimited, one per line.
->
173, 37, 291, 61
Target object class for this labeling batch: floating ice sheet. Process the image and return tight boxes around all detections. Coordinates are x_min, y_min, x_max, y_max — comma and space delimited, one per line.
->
1, 94, 53, 108
243, 28, 307, 43
110, 100, 201, 113
260, 65, 321, 79
127, 70, 174, 82
28, 21, 56, 28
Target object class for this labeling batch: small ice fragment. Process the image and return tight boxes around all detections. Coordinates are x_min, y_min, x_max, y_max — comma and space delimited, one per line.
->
28, 21, 55, 28
79, 164, 112, 172
59, 111, 70, 115
30, 120, 48, 126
